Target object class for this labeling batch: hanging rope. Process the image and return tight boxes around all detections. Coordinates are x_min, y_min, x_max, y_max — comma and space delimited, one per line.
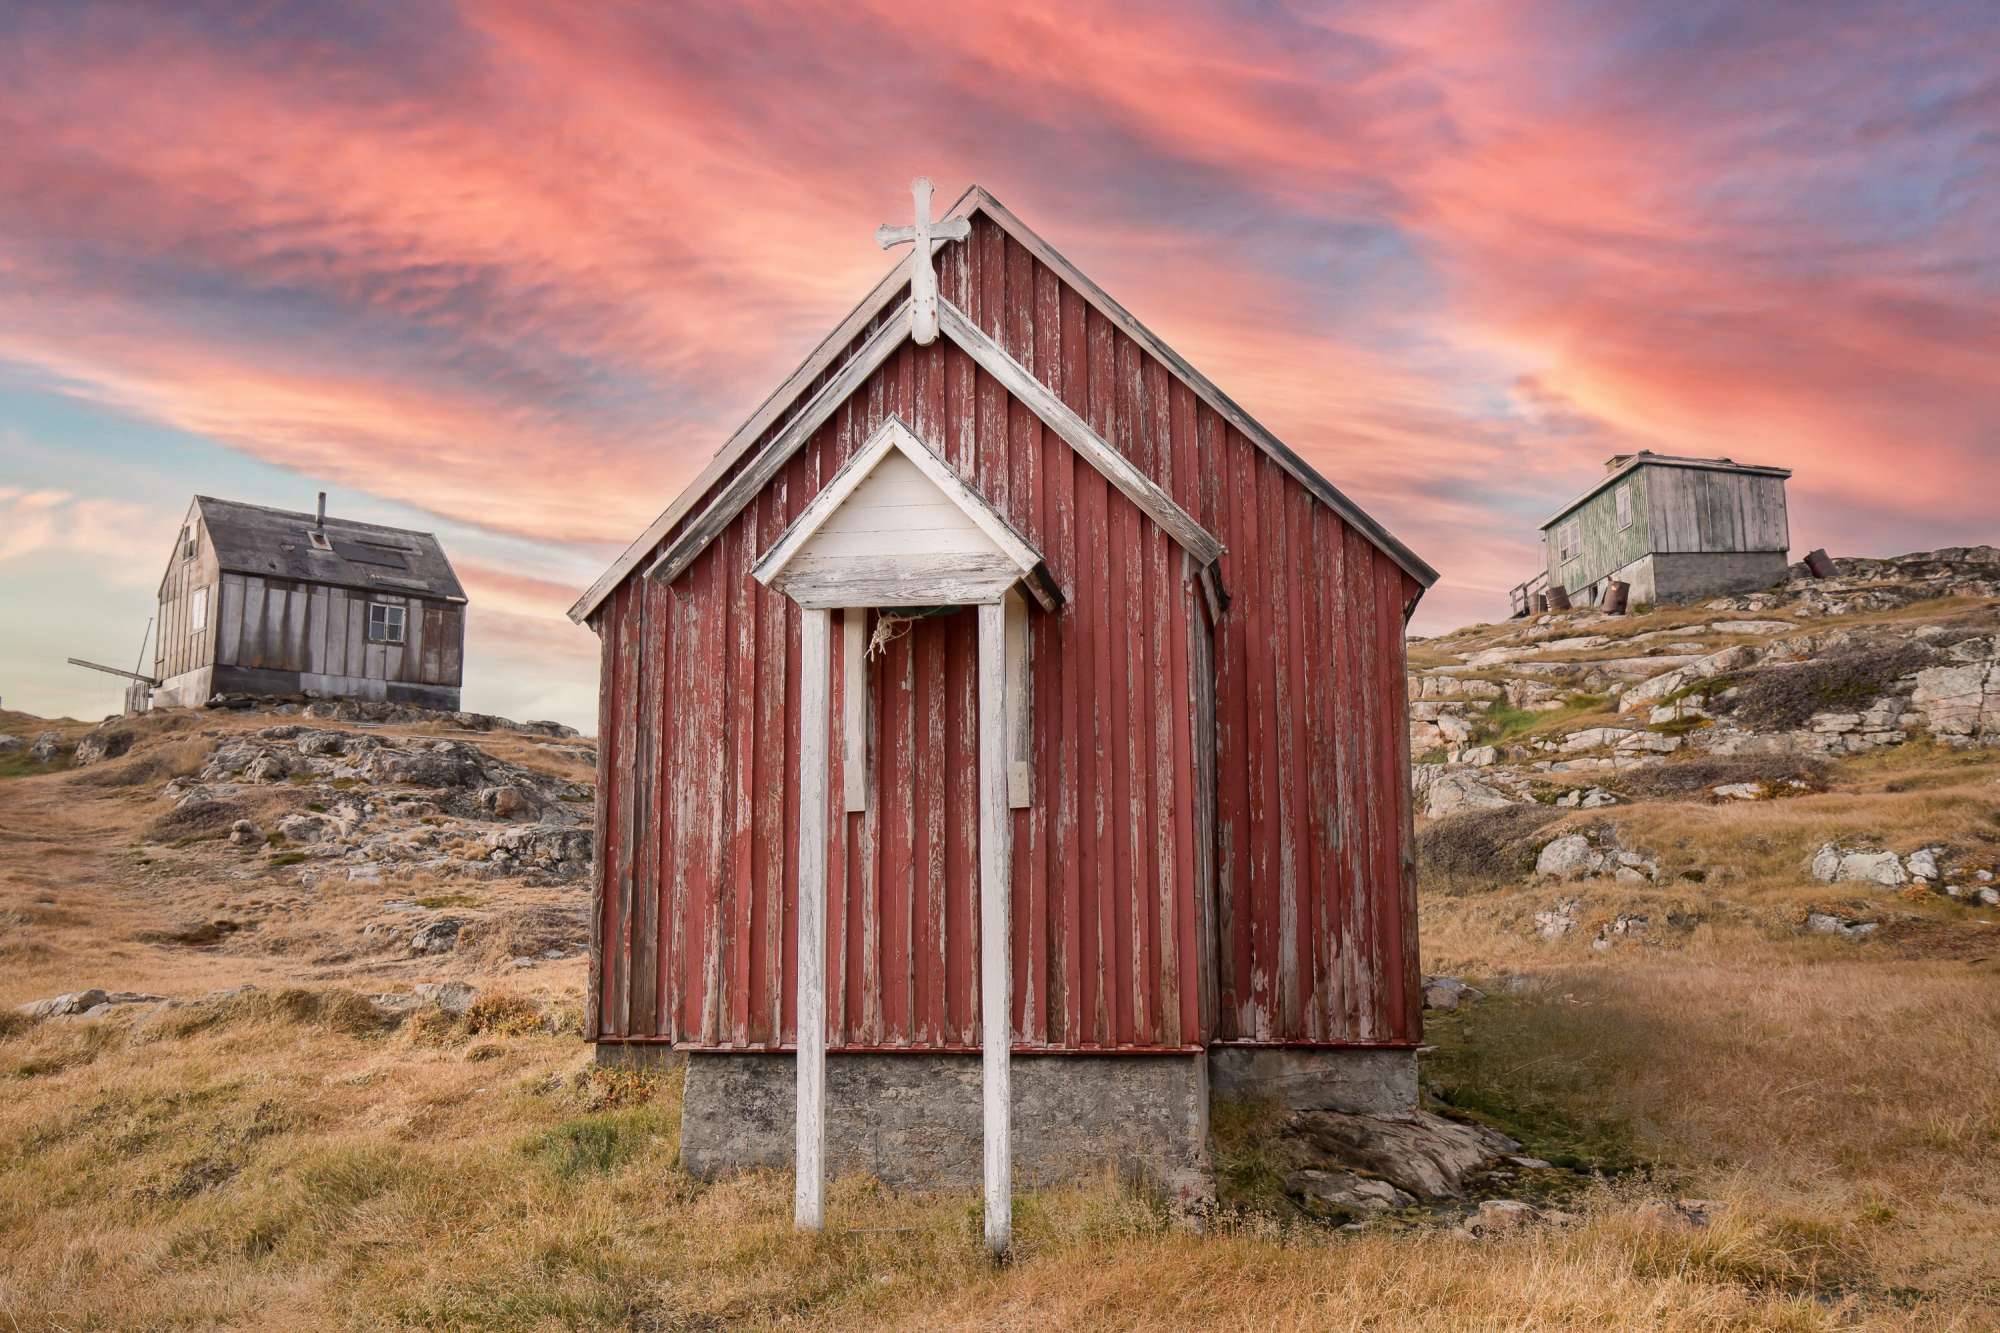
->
864, 605, 957, 661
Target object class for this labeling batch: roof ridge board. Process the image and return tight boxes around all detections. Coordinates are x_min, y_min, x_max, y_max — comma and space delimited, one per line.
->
641, 296, 917, 590
640, 296, 1225, 593
1613, 452, 1791, 471
570, 181, 1436, 622
194, 494, 444, 543
1539, 455, 1794, 529
959, 188, 1436, 590
565, 191, 981, 624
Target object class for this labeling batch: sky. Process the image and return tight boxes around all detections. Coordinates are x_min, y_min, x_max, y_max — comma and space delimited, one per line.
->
1, 0, 1994, 732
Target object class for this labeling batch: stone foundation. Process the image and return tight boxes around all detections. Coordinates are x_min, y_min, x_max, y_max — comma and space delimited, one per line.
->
1207, 1046, 1417, 1116
152, 666, 215, 710
593, 1042, 684, 1074
1600, 550, 1790, 607
678, 1051, 1210, 1194
152, 663, 463, 712
656, 1045, 1415, 1196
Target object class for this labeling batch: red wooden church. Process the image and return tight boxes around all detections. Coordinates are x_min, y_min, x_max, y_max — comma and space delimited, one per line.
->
570, 181, 1436, 1249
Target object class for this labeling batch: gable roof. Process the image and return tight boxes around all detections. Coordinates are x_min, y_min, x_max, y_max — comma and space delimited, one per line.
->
752, 415, 1061, 610
639, 290, 1225, 602
192, 496, 466, 602
569, 185, 1436, 624
1539, 452, 1793, 530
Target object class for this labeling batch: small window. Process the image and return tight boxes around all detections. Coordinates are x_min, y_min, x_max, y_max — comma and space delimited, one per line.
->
180, 526, 196, 561
1557, 519, 1582, 564
367, 602, 407, 644
1615, 484, 1632, 531
190, 587, 208, 632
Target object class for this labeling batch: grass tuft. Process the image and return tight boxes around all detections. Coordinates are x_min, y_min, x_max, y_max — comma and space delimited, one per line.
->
521, 1105, 676, 1179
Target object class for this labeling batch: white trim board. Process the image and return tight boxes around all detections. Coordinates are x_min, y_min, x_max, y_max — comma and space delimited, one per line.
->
571, 184, 1434, 625
752, 412, 1064, 608
645, 299, 1218, 599
753, 416, 1049, 597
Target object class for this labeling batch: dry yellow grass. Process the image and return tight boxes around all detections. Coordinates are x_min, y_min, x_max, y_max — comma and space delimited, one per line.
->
3, 960, 1995, 1329
4, 683, 2000, 1327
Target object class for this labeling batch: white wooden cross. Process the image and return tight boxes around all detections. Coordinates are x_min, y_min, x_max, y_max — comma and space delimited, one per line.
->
876, 177, 970, 346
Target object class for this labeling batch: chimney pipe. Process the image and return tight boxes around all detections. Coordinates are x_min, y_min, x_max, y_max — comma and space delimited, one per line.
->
315, 492, 326, 530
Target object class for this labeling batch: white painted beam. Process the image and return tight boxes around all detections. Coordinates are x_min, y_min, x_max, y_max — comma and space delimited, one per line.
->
1004, 589, 1030, 808
937, 300, 1224, 568
842, 609, 868, 812
795, 607, 831, 1232
976, 599, 1013, 1258
643, 302, 912, 590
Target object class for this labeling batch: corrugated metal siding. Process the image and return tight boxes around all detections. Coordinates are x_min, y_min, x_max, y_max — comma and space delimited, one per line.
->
590, 216, 1420, 1051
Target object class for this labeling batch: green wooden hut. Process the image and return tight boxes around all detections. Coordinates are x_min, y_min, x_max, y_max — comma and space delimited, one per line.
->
1528, 452, 1792, 611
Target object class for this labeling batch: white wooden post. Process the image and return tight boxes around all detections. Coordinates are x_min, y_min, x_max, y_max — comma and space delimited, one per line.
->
976, 599, 1012, 1257
795, 606, 831, 1232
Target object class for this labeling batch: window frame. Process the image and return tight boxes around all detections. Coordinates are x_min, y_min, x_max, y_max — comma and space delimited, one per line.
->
1557, 518, 1582, 565
1615, 484, 1633, 531
190, 586, 208, 633
367, 601, 408, 645
180, 526, 197, 561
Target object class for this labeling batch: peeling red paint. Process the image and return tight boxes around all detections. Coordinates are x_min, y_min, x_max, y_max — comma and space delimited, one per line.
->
586, 216, 1421, 1053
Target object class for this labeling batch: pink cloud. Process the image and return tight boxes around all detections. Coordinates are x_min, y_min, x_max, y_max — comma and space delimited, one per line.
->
0, 0, 1988, 645
0, 488, 168, 581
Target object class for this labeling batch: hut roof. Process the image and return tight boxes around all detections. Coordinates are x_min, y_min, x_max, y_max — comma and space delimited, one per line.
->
1540, 452, 1792, 530
192, 496, 466, 602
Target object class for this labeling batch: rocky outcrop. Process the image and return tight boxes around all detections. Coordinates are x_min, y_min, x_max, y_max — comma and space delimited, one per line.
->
1619, 644, 1761, 713
72, 727, 136, 767
1533, 897, 1581, 940
1283, 1110, 1521, 1201
1806, 912, 1880, 940
207, 693, 583, 741
487, 825, 594, 877
370, 980, 481, 1017
1421, 976, 1482, 1012
1810, 844, 1906, 887
1415, 767, 1517, 818
15, 988, 168, 1020
1286, 1168, 1415, 1215
408, 917, 466, 956
1410, 550, 2000, 862
1534, 830, 1657, 884
1808, 842, 1995, 900
1911, 653, 2000, 743
166, 725, 594, 886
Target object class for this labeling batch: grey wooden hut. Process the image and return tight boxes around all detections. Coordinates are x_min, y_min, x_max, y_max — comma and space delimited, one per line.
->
152, 494, 466, 710
1530, 452, 1792, 610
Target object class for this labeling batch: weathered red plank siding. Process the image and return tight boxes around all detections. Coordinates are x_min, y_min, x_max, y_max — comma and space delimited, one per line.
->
589, 214, 1421, 1050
